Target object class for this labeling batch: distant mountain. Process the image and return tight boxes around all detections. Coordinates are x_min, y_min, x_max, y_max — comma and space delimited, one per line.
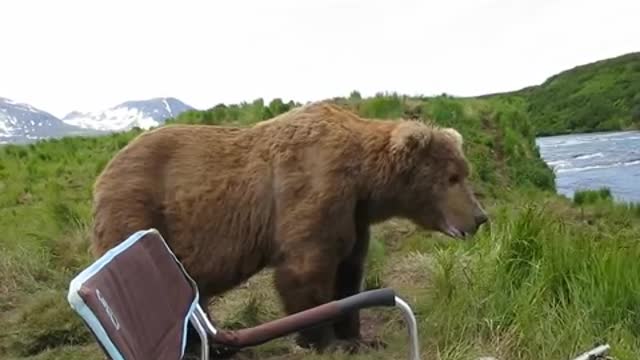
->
62, 97, 194, 132
0, 97, 97, 144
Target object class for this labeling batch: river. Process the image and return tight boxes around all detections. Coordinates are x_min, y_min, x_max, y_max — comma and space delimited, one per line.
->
536, 130, 640, 203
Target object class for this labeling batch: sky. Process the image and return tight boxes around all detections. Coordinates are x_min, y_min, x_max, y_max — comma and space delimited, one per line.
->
1, 0, 639, 118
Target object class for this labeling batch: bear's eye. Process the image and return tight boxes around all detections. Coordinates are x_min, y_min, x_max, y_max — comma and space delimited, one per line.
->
449, 174, 460, 185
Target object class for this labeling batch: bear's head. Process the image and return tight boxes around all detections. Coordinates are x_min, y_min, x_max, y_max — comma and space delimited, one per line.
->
387, 121, 488, 239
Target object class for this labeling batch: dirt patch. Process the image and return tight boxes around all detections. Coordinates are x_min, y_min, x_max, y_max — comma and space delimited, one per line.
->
200, 248, 435, 360
224, 310, 399, 360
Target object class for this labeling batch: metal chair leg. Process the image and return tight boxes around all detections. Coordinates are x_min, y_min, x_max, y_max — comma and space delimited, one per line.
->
571, 344, 611, 360
394, 296, 420, 360
189, 313, 209, 360
194, 305, 219, 335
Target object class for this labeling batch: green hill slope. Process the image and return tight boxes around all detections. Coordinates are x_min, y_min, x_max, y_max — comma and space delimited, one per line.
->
504, 52, 640, 135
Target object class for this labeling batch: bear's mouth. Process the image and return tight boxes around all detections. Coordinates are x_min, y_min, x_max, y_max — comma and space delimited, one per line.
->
442, 223, 468, 239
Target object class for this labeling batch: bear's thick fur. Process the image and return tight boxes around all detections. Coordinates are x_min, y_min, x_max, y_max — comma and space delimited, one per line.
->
90, 101, 488, 354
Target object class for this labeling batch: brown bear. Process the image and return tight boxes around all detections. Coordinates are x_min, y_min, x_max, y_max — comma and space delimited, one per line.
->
90, 101, 488, 355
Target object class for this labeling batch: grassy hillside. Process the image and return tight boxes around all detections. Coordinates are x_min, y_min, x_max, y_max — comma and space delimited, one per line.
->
1, 94, 639, 360
487, 52, 640, 136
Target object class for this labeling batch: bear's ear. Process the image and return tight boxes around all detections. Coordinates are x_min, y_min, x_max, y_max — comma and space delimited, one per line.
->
389, 121, 432, 156
441, 127, 464, 151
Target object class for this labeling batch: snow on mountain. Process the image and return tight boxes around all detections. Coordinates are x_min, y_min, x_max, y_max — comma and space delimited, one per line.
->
0, 97, 95, 144
62, 97, 193, 132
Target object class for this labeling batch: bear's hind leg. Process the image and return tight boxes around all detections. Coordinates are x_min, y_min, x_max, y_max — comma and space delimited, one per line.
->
273, 253, 339, 352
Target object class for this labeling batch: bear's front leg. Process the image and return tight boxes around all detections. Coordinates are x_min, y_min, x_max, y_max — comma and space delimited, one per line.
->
333, 210, 370, 341
332, 259, 386, 353
183, 296, 239, 359
274, 254, 339, 352
332, 211, 386, 352
333, 258, 365, 340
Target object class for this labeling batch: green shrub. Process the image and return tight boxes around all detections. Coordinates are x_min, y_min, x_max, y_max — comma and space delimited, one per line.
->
358, 92, 405, 119
632, 104, 640, 123
506, 52, 640, 135
573, 187, 613, 205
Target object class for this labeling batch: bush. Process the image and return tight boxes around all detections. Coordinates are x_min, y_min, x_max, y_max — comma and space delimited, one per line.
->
358, 93, 405, 119
632, 104, 640, 123
573, 187, 613, 205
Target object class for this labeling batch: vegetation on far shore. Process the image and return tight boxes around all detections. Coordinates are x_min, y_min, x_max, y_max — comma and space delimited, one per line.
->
484, 52, 640, 136
169, 51, 640, 138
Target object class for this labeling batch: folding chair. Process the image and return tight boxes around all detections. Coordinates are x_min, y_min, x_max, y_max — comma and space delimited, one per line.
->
67, 228, 421, 360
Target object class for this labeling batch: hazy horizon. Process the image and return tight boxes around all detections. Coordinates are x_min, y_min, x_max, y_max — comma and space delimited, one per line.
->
1, 0, 638, 118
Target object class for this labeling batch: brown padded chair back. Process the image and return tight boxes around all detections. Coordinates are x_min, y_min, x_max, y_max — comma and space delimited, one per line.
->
67, 228, 200, 360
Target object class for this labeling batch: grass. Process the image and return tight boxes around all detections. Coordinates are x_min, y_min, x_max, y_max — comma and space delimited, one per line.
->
1, 93, 639, 359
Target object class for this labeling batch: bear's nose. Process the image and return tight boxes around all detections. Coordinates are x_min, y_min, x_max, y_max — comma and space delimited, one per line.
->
475, 213, 488, 226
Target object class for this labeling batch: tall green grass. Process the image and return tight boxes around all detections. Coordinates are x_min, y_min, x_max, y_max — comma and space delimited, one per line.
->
414, 197, 640, 359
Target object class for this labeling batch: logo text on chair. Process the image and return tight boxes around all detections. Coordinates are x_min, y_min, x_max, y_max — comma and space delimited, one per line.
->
96, 289, 120, 331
